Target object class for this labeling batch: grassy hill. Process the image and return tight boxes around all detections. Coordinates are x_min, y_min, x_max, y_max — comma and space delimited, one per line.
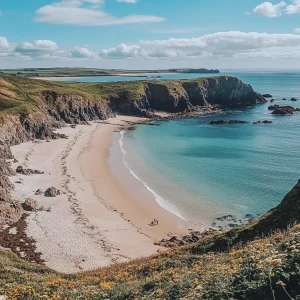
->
0, 182, 300, 300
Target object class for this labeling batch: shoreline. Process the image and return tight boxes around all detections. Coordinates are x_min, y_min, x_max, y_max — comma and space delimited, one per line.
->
8, 116, 185, 273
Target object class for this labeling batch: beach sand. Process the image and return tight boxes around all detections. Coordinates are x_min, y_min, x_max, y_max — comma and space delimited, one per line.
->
9, 116, 183, 273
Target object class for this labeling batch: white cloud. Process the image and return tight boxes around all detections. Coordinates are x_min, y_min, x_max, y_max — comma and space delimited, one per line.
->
294, 28, 300, 33
285, 0, 300, 13
35, 0, 164, 26
71, 46, 97, 59
0, 37, 10, 50
253, 1, 286, 17
99, 31, 300, 60
117, 0, 138, 3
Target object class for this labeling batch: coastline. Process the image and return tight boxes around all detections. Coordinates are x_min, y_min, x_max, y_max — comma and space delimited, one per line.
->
8, 116, 185, 273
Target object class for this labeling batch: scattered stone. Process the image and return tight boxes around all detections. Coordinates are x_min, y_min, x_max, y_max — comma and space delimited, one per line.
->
44, 187, 61, 197
253, 120, 273, 124
22, 198, 38, 212
155, 229, 219, 248
217, 215, 238, 222
16, 165, 44, 175
209, 120, 249, 125
35, 189, 44, 195
70, 125, 77, 129
270, 99, 275, 103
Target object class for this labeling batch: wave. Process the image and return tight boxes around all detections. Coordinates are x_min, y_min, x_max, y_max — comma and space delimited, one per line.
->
118, 130, 186, 221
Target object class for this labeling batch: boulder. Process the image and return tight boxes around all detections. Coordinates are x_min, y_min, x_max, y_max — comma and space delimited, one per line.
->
16, 166, 44, 175
22, 198, 38, 212
263, 94, 273, 98
291, 98, 297, 101
272, 106, 295, 115
282, 98, 287, 100
44, 187, 61, 197
270, 99, 275, 103
35, 189, 44, 195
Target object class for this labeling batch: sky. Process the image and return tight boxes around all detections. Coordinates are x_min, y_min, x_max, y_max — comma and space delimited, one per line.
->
1, 0, 300, 70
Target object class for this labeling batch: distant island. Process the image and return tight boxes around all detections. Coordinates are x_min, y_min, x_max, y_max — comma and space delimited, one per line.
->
0, 67, 220, 78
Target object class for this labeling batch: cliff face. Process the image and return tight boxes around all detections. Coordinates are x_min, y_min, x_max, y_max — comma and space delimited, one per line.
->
110, 77, 266, 115
43, 92, 113, 124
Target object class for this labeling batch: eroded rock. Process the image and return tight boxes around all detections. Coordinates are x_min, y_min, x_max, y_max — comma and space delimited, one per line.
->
44, 187, 61, 197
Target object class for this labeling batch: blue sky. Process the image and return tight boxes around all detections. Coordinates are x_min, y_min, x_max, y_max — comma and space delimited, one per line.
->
1, 0, 300, 69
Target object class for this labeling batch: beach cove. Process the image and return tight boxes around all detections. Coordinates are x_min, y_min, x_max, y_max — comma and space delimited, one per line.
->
8, 116, 184, 273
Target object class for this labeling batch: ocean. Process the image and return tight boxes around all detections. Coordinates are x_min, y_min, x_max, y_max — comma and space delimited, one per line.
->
60, 71, 300, 229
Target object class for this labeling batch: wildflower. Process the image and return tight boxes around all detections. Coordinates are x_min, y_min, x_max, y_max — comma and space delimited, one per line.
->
276, 281, 286, 287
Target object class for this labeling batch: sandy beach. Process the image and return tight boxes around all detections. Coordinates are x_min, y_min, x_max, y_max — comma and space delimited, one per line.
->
9, 116, 184, 273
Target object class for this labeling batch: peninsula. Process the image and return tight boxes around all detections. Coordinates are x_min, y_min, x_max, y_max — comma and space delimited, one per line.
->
0, 67, 220, 78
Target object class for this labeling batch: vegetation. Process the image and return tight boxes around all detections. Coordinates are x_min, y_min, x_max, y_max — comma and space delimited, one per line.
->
0, 225, 299, 299
0, 182, 300, 299
0, 68, 220, 78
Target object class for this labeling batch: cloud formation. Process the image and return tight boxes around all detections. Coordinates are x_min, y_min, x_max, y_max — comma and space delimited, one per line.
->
253, 1, 286, 17
286, 0, 300, 13
3, 31, 300, 64
253, 0, 300, 17
99, 31, 300, 60
35, 0, 164, 26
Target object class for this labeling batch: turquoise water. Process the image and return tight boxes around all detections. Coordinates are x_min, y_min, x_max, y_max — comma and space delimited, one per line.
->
119, 72, 300, 228
59, 71, 300, 228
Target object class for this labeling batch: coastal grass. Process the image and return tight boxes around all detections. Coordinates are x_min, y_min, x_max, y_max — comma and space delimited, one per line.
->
0, 74, 228, 116
0, 224, 300, 299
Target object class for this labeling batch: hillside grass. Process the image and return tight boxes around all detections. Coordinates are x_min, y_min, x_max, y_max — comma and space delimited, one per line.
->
0, 224, 299, 300
0, 75, 228, 117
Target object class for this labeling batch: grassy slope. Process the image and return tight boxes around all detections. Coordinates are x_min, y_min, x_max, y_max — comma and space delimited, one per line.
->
0, 75, 226, 117
0, 183, 300, 299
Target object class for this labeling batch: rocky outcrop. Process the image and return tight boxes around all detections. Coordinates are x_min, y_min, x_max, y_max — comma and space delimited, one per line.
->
209, 120, 249, 125
272, 106, 295, 115
44, 187, 61, 197
22, 198, 38, 212
43, 92, 114, 124
253, 120, 273, 124
16, 165, 44, 175
110, 77, 266, 115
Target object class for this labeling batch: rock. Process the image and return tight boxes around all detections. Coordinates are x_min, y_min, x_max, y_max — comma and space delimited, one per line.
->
263, 94, 273, 98
217, 215, 238, 222
272, 106, 295, 115
282, 98, 287, 100
268, 104, 280, 111
291, 98, 297, 101
44, 187, 61, 197
270, 99, 275, 103
253, 120, 273, 124
209, 120, 249, 125
35, 189, 44, 195
16, 166, 44, 175
22, 198, 38, 212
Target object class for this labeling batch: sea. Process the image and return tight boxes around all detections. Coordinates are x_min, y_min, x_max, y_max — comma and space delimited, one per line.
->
58, 70, 300, 229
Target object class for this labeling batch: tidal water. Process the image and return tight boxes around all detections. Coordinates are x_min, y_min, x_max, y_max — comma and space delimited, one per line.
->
60, 71, 300, 228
